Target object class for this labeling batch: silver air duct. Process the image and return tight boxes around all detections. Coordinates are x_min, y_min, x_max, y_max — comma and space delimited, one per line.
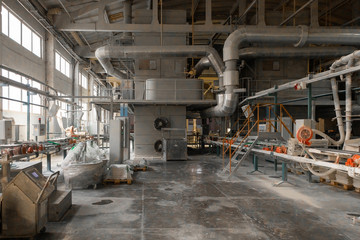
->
95, 44, 224, 88
203, 26, 360, 118
237, 46, 357, 59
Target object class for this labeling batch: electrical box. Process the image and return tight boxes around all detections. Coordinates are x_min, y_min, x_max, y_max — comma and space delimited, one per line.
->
0, 120, 12, 140
33, 124, 46, 136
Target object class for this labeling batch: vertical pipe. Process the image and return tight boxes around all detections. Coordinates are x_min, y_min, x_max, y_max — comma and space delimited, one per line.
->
27, 90, 31, 141
274, 92, 278, 130
257, 104, 259, 134
308, 83, 312, 119
345, 74, 352, 141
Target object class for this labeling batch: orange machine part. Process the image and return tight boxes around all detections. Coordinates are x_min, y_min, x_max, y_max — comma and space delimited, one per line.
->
346, 154, 360, 167
296, 126, 313, 146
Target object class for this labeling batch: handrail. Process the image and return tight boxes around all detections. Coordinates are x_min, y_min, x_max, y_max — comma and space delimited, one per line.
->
222, 103, 296, 172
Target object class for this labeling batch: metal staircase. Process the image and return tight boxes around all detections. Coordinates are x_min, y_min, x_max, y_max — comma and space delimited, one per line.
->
221, 135, 259, 179
222, 132, 286, 180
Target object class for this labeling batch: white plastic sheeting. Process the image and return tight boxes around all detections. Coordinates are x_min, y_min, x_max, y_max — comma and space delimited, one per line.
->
62, 141, 107, 189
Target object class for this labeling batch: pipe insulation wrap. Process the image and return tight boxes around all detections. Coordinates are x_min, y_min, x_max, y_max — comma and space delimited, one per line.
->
345, 74, 352, 141
312, 78, 345, 146
223, 26, 360, 62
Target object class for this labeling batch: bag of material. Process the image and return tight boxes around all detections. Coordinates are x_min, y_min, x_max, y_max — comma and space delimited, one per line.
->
62, 141, 107, 189
105, 164, 132, 180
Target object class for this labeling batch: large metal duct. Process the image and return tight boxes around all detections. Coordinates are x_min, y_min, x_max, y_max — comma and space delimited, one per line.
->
237, 46, 357, 58
95, 45, 225, 82
202, 26, 360, 118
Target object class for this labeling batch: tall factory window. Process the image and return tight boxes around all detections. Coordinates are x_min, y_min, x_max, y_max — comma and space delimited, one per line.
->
55, 52, 71, 78
1, 4, 42, 58
80, 72, 88, 89
1, 69, 42, 114
93, 83, 98, 96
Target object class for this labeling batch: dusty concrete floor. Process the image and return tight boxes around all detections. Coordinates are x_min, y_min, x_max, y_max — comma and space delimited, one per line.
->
38, 153, 360, 240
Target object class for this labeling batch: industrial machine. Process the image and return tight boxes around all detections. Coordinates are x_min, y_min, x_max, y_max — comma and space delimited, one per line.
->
162, 128, 187, 161
1, 166, 59, 238
0, 120, 12, 142
110, 117, 130, 164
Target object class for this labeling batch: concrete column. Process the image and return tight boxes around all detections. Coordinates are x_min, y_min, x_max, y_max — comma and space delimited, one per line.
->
257, 0, 266, 26
310, 0, 319, 27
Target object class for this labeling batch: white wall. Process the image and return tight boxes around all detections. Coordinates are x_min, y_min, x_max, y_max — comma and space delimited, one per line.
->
0, 0, 78, 141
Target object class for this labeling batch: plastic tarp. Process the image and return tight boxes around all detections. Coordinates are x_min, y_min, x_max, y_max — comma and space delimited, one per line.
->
62, 141, 107, 189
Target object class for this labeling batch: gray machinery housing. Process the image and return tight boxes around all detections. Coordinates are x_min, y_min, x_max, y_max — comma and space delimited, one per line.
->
1, 168, 55, 237
110, 117, 130, 164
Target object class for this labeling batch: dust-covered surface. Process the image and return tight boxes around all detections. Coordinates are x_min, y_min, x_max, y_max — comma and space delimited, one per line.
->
39, 154, 360, 240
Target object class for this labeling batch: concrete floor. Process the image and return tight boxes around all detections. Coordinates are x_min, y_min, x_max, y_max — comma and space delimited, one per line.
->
39, 153, 360, 240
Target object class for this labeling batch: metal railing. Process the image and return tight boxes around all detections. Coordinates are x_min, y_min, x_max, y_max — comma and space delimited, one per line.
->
222, 103, 295, 172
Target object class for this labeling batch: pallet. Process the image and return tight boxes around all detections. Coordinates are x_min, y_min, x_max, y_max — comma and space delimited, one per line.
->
319, 177, 327, 183
103, 179, 133, 185
133, 166, 148, 172
289, 168, 304, 175
355, 187, 360, 193
330, 180, 354, 190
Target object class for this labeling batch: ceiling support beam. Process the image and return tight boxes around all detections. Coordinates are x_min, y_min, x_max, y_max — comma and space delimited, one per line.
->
236, 0, 257, 25
280, 0, 315, 26
319, 0, 349, 18
257, 0, 266, 26
205, 0, 212, 26
310, 0, 319, 27
55, 19, 232, 33
273, 0, 291, 11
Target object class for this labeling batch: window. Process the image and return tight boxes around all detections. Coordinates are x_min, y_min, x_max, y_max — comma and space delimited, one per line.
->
1, 69, 42, 114
1, 5, 42, 58
79, 73, 88, 89
55, 52, 71, 78
93, 83, 98, 96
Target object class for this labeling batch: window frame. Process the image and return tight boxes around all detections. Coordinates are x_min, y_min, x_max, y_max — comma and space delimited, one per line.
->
1, 69, 42, 114
1, 4, 43, 58
55, 51, 71, 78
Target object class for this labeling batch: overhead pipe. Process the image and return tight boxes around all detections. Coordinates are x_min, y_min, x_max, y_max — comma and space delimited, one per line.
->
194, 57, 224, 87
237, 46, 357, 59
215, 26, 360, 118
95, 45, 225, 81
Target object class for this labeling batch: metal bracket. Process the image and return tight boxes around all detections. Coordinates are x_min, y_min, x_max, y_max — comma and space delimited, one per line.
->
294, 25, 309, 48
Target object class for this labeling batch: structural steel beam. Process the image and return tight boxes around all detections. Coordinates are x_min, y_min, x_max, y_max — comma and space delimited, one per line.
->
280, 0, 315, 26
